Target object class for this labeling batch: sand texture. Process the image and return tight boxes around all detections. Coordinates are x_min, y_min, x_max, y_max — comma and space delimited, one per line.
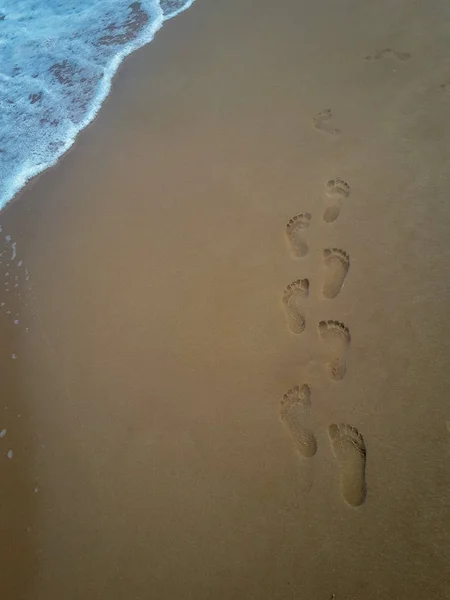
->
1, 0, 450, 598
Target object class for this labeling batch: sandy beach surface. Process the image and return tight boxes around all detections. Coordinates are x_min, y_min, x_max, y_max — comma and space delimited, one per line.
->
1, 0, 450, 598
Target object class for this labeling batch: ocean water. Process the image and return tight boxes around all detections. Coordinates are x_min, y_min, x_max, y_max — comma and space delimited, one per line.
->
0, 0, 196, 210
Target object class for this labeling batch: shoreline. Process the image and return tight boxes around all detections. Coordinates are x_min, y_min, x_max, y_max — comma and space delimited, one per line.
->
0, 0, 197, 213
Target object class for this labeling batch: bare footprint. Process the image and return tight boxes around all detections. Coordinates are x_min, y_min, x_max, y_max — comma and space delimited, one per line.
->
439, 82, 450, 93
283, 279, 309, 334
312, 109, 340, 136
322, 248, 350, 299
286, 212, 311, 257
280, 385, 317, 458
323, 177, 350, 223
365, 48, 411, 62
326, 177, 350, 198
318, 320, 350, 380
329, 423, 366, 507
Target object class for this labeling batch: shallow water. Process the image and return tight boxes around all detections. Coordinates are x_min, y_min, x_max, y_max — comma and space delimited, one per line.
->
0, 0, 195, 210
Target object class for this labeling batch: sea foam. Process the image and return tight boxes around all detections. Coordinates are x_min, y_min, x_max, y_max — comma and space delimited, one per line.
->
0, 0, 195, 210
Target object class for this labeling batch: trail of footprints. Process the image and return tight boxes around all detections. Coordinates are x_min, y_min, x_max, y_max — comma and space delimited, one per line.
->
281, 154, 366, 505
278, 45, 413, 507
281, 191, 366, 506
283, 43, 450, 506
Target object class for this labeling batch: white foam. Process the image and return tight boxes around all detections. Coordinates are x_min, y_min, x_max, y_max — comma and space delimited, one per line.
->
161, 0, 197, 19
0, 0, 197, 210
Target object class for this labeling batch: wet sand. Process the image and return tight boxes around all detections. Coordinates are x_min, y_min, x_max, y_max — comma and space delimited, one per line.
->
1, 0, 450, 597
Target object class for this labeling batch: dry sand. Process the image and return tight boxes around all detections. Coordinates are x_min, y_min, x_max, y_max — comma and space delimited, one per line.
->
1, 0, 450, 597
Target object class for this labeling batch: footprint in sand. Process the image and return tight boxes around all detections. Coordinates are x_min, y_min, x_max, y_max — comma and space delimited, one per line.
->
329, 423, 366, 507
283, 279, 309, 334
286, 212, 311, 257
318, 320, 350, 380
439, 82, 450, 93
280, 385, 317, 458
365, 48, 411, 62
312, 109, 340, 136
322, 177, 350, 223
322, 248, 350, 299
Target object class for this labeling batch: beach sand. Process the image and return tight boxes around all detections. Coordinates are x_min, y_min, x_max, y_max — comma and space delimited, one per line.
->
1, 0, 450, 597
